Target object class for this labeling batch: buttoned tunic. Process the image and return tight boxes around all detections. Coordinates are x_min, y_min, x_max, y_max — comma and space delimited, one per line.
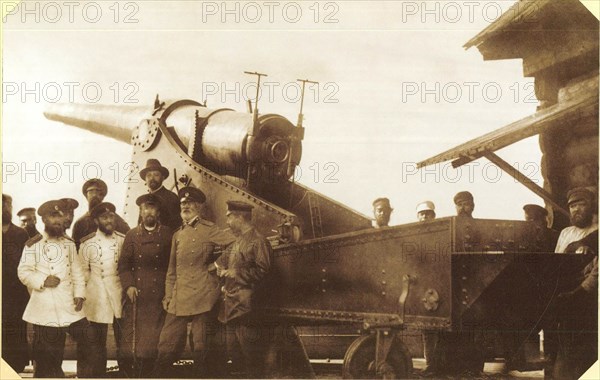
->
18, 232, 86, 326
79, 231, 125, 323
216, 227, 272, 323
164, 217, 235, 316
118, 224, 173, 358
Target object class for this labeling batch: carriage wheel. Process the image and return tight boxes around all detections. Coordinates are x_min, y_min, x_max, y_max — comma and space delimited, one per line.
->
342, 333, 413, 379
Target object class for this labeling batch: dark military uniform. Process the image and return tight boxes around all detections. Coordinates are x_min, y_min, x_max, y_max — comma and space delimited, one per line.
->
2, 223, 30, 373
149, 186, 182, 231
553, 231, 598, 379
72, 211, 130, 248
153, 215, 235, 377
118, 223, 173, 377
216, 227, 274, 378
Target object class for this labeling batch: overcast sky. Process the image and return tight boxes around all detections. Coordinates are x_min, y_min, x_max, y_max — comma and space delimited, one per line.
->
3, 0, 551, 228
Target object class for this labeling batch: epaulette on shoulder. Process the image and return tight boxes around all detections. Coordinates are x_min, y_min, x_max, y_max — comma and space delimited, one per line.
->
114, 231, 126, 238
25, 233, 43, 247
199, 218, 215, 226
80, 232, 96, 244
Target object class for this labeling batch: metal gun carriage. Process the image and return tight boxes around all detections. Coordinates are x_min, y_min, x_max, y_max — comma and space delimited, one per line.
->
45, 94, 588, 378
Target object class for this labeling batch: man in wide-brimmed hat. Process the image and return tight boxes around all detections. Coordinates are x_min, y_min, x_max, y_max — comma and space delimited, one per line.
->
139, 158, 182, 231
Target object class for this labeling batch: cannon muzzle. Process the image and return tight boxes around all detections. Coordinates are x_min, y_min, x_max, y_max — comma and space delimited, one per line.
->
44, 102, 151, 144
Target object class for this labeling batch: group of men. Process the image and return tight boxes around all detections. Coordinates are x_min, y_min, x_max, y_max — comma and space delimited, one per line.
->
371, 189, 598, 379
3, 158, 296, 378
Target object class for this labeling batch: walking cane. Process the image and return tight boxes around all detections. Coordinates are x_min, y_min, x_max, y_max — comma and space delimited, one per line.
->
132, 298, 138, 376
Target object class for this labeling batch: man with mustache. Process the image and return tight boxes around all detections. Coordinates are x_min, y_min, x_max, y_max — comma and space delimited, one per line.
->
2, 194, 31, 373
79, 202, 126, 376
18, 200, 102, 377
552, 187, 598, 379
454, 191, 475, 218
139, 159, 182, 231
72, 178, 130, 248
60, 198, 79, 237
555, 187, 598, 253
153, 186, 235, 378
17, 207, 39, 238
118, 194, 173, 378
372, 197, 393, 228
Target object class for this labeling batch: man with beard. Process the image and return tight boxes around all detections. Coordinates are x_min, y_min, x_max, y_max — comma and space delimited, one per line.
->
153, 187, 235, 378
555, 188, 598, 253
118, 194, 173, 378
18, 200, 102, 377
139, 159, 182, 231
72, 178, 130, 248
454, 191, 475, 218
17, 207, 39, 237
79, 202, 125, 376
372, 197, 393, 228
60, 198, 79, 237
2, 194, 31, 373
551, 187, 598, 379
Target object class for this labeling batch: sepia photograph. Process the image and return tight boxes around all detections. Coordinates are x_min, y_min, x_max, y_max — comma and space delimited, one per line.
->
2, 0, 598, 378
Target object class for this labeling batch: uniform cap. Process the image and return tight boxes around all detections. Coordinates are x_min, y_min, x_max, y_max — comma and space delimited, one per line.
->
226, 200, 254, 215
136, 193, 162, 207
17, 207, 36, 217
416, 201, 435, 213
567, 187, 596, 206
38, 200, 65, 217
59, 198, 79, 211
372, 197, 393, 210
454, 191, 474, 205
178, 187, 206, 204
523, 204, 547, 218
140, 159, 170, 180
82, 178, 108, 197
90, 202, 116, 219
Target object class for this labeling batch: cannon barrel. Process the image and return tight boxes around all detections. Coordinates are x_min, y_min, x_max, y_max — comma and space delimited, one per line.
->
44, 100, 303, 189
44, 102, 151, 144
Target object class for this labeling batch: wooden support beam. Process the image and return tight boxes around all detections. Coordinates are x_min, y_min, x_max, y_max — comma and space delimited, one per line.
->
483, 151, 570, 218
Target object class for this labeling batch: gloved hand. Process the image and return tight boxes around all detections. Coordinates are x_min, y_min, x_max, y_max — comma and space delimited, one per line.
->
44, 275, 61, 288
73, 297, 85, 312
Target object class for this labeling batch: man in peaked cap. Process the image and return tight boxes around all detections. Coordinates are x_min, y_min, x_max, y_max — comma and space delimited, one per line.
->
17, 207, 39, 238
18, 199, 102, 377
79, 202, 126, 375
214, 201, 313, 378
372, 197, 393, 228
139, 158, 182, 231
551, 187, 598, 379
555, 187, 598, 253
523, 204, 559, 252
416, 201, 436, 222
2, 194, 31, 373
153, 187, 235, 377
118, 193, 173, 377
72, 178, 130, 248
454, 191, 474, 218
60, 198, 79, 236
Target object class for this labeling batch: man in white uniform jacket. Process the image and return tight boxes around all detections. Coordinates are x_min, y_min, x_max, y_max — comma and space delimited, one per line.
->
18, 200, 102, 378
79, 202, 125, 374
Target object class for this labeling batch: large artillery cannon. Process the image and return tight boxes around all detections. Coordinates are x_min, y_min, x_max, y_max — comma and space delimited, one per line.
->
45, 96, 588, 378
